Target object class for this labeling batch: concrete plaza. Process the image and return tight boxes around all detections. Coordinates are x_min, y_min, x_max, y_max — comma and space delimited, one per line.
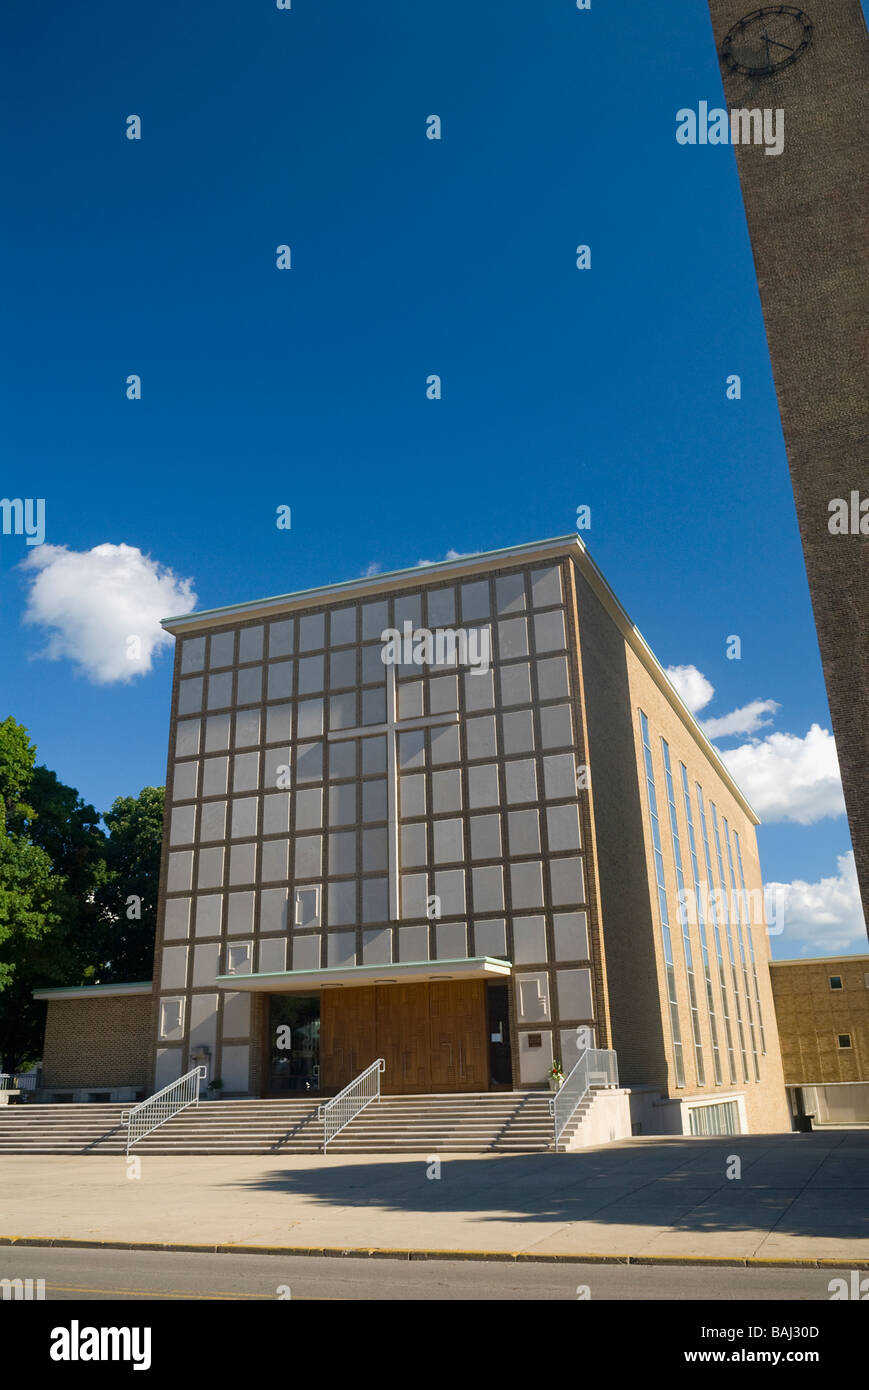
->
2, 1131, 867, 1265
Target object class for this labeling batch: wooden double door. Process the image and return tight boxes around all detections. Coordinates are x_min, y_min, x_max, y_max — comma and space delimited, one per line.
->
320, 980, 488, 1094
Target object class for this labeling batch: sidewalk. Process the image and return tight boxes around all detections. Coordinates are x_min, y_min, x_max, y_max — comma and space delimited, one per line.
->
2, 1132, 867, 1266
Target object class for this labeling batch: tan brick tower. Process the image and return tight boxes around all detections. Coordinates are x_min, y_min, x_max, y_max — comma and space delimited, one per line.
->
704, 2, 869, 935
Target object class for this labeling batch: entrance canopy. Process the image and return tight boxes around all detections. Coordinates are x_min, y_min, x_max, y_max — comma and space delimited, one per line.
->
215, 955, 512, 993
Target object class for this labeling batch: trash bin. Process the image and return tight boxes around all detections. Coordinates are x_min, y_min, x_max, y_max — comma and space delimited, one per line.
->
795, 1113, 814, 1133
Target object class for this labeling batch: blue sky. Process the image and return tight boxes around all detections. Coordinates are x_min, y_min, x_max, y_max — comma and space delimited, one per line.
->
1, 1, 863, 956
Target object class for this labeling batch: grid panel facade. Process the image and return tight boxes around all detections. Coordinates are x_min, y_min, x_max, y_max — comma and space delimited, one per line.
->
152, 559, 597, 1091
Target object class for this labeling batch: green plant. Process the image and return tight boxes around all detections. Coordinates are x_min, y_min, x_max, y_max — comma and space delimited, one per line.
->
548, 1061, 565, 1081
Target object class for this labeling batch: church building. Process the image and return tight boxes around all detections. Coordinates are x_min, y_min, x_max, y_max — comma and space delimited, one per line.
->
35, 535, 791, 1137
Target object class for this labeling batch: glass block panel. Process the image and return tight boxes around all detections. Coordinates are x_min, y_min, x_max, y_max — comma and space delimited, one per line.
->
201, 756, 229, 797
295, 742, 323, 783
329, 784, 356, 827
209, 631, 236, 668
363, 827, 388, 872
297, 655, 325, 694
426, 587, 455, 626
266, 704, 292, 743
268, 619, 294, 658
329, 648, 357, 688
500, 663, 532, 707
530, 565, 563, 608
495, 571, 526, 614
329, 607, 357, 647
400, 823, 427, 867
328, 830, 356, 875
362, 735, 387, 775
178, 677, 203, 715
294, 787, 323, 830
329, 740, 357, 780
204, 714, 231, 752
238, 625, 264, 663
534, 609, 567, 653
180, 636, 206, 674
236, 666, 263, 705
330, 692, 357, 730
298, 612, 325, 652
361, 600, 389, 640
267, 661, 294, 700
363, 779, 388, 822
176, 719, 201, 758
297, 699, 324, 740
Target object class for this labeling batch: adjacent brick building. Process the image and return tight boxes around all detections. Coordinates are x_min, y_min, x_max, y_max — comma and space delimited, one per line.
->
770, 954, 869, 1124
34, 983, 152, 1101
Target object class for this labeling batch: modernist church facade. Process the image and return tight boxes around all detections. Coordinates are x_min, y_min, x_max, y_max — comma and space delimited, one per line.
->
36, 535, 791, 1135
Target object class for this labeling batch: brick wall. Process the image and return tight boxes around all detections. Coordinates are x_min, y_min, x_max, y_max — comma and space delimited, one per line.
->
575, 562, 791, 1133
42, 994, 153, 1089
770, 957, 869, 1083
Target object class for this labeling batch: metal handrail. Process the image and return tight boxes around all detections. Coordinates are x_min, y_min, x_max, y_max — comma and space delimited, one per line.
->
317, 1059, 385, 1152
122, 1066, 206, 1153
550, 1047, 618, 1152
0, 1073, 39, 1091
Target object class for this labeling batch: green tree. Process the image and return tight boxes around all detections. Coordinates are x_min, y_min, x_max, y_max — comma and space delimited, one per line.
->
0, 718, 65, 1071
94, 786, 164, 982
0, 714, 165, 1071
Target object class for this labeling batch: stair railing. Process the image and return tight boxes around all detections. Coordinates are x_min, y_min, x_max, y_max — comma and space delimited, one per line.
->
550, 1047, 618, 1152
122, 1066, 207, 1153
317, 1059, 385, 1153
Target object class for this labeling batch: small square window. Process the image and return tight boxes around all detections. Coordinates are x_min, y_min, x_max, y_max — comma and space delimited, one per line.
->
527, 1033, 542, 1049
837, 1034, 852, 1049
829, 975, 843, 990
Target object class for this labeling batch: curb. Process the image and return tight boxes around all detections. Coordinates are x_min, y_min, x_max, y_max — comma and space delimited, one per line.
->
1, 1236, 866, 1269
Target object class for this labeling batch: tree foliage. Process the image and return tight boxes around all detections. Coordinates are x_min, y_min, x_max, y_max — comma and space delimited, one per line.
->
0, 715, 164, 1070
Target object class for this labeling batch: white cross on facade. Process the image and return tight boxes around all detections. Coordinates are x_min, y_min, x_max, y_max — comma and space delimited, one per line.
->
327, 660, 459, 921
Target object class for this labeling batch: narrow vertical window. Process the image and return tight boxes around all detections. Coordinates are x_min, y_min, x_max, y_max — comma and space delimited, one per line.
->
662, 740, 705, 1085
639, 712, 685, 1088
724, 817, 760, 1081
710, 802, 750, 1084
680, 763, 723, 1086
733, 829, 767, 1054
696, 784, 737, 1086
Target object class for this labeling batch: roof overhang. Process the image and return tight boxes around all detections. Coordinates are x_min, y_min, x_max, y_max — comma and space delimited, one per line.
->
215, 956, 512, 993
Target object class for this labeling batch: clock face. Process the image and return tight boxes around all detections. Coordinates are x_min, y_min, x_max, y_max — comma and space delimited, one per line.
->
721, 6, 814, 76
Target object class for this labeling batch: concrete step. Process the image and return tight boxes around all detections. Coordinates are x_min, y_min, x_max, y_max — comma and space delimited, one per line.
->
0, 1091, 567, 1154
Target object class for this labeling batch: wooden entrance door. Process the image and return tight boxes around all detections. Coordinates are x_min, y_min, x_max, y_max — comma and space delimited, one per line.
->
320, 978, 490, 1095
319, 986, 376, 1092
377, 983, 431, 1094
429, 980, 488, 1091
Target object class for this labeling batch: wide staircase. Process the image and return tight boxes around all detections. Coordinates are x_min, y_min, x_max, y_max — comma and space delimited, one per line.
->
0, 1092, 566, 1156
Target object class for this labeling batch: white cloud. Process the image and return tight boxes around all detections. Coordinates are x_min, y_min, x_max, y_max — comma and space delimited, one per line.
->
700, 698, 780, 739
665, 664, 715, 714
719, 724, 846, 825
21, 543, 196, 684
360, 561, 382, 578
417, 548, 470, 568
767, 851, 866, 955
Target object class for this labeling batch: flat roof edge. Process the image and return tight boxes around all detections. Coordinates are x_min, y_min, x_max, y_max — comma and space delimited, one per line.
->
161, 535, 578, 632
32, 982, 153, 1000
